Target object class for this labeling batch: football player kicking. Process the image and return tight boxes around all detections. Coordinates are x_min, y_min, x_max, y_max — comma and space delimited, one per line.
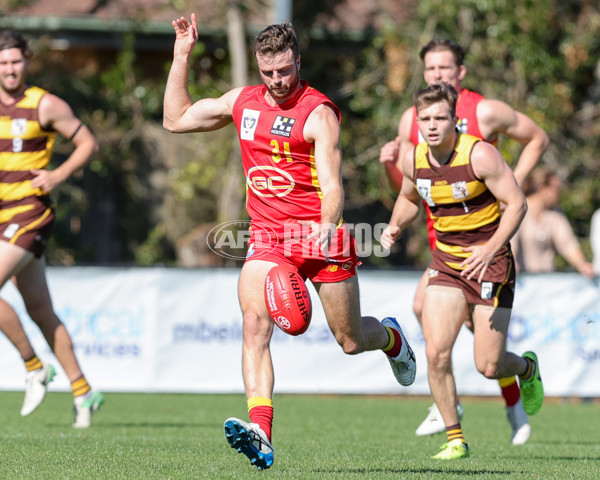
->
381, 82, 544, 460
164, 15, 417, 470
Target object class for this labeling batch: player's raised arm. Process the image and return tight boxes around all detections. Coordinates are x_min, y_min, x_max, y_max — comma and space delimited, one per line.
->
163, 13, 240, 133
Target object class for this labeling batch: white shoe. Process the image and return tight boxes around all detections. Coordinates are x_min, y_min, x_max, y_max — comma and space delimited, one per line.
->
21, 362, 56, 417
381, 317, 416, 386
224, 417, 274, 470
507, 398, 531, 445
416, 401, 465, 436
73, 391, 105, 428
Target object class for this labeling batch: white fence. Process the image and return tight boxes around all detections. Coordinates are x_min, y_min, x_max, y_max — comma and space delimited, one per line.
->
0, 267, 598, 396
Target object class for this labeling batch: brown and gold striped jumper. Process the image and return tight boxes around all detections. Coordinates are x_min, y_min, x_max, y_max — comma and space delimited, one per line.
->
0, 86, 56, 255
413, 132, 508, 271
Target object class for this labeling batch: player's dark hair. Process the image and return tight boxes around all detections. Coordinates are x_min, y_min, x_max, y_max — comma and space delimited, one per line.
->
413, 82, 458, 117
254, 21, 299, 59
419, 38, 465, 66
0, 30, 32, 59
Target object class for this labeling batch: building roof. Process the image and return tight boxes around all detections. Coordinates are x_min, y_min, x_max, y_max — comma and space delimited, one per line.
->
1, 0, 413, 33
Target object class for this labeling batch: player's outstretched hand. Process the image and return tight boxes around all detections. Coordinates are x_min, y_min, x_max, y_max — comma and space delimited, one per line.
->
171, 13, 198, 56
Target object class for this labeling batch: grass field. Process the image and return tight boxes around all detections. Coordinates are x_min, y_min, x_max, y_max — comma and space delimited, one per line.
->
0, 392, 598, 479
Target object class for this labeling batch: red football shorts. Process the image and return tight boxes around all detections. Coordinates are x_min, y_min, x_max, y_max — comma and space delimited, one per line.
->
245, 223, 359, 283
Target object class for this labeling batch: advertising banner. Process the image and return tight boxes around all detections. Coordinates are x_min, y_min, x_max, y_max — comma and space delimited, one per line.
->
0, 267, 597, 397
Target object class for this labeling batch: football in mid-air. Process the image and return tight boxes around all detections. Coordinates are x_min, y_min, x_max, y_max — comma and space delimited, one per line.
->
264, 265, 312, 336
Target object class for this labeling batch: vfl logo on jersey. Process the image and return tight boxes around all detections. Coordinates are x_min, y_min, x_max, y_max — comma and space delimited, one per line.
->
241, 109, 260, 140
416, 178, 435, 207
270, 116, 295, 137
247, 165, 295, 198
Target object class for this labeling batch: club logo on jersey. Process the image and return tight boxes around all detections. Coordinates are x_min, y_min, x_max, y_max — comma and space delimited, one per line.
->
247, 165, 295, 198
270, 116, 295, 137
451, 181, 469, 199
11, 118, 27, 136
241, 109, 260, 140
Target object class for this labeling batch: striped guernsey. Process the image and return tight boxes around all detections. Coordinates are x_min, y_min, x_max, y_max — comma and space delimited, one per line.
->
0, 86, 55, 223
413, 131, 506, 270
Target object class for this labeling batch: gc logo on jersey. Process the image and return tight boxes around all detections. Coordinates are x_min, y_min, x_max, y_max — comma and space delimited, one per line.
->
270, 116, 295, 138
247, 165, 295, 198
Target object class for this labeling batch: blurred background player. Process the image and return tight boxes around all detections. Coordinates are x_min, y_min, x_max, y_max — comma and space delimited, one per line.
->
0, 30, 103, 427
164, 15, 416, 470
381, 82, 544, 459
379, 38, 549, 444
511, 165, 594, 278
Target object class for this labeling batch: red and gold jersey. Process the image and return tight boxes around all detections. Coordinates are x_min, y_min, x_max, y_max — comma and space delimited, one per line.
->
409, 88, 496, 251
413, 132, 506, 270
0, 86, 56, 223
232, 81, 340, 237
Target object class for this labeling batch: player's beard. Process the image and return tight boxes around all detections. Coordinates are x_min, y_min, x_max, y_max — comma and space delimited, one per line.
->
267, 71, 300, 102
0, 74, 25, 95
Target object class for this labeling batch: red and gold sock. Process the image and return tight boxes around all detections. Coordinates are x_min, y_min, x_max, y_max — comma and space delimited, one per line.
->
383, 326, 402, 358
498, 377, 520, 407
248, 397, 273, 442
446, 423, 465, 444
71, 376, 91, 398
24, 355, 42, 372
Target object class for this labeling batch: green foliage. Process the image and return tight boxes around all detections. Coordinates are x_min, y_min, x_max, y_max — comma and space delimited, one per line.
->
339, 0, 600, 266
27, 2, 600, 266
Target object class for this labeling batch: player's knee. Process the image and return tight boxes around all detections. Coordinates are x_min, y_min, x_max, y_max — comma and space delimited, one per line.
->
477, 361, 500, 379
425, 345, 452, 370
242, 311, 272, 339
334, 334, 362, 355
